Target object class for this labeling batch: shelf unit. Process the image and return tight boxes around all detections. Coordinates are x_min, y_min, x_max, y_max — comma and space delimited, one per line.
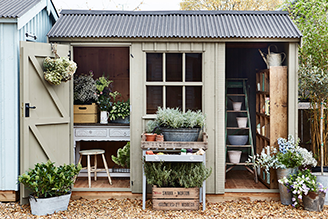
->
225, 79, 257, 182
256, 66, 288, 189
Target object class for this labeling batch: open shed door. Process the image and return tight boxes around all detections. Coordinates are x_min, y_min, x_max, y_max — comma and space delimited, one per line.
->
19, 42, 72, 203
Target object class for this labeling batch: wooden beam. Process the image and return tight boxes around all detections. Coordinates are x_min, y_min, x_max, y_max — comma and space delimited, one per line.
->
0, 191, 18, 202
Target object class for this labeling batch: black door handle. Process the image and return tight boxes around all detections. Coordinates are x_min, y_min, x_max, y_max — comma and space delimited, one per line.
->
25, 103, 36, 117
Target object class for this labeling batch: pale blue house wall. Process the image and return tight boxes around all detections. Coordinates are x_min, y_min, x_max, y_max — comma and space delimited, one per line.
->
0, 7, 56, 191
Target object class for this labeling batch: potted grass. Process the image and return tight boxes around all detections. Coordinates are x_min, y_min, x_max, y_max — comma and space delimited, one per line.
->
18, 160, 81, 216
154, 107, 205, 142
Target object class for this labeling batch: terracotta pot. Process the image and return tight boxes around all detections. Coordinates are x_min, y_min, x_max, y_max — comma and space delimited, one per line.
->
156, 134, 164, 142
145, 133, 157, 141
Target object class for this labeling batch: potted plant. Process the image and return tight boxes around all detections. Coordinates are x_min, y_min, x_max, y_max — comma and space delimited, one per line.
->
95, 75, 113, 124
109, 99, 130, 123
18, 160, 82, 216
154, 107, 206, 142
73, 71, 98, 105
111, 142, 130, 172
279, 168, 327, 211
143, 161, 211, 210
43, 57, 77, 85
248, 135, 317, 205
144, 120, 161, 141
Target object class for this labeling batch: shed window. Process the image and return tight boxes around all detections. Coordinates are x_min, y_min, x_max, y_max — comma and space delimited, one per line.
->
146, 53, 202, 114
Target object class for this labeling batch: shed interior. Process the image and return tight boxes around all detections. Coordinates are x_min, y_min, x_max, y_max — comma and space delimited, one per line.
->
225, 42, 289, 190
73, 47, 131, 189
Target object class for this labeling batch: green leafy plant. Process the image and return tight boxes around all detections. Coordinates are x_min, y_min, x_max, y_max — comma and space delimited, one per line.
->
43, 57, 77, 85
74, 71, 98, 104
279, 168, 327, 208
111, 142, 130, 168
143, 161, 212, 188
285, 0, 328, 167
155, 107, 205, 129
95, 75, 113, 111
18, 160, 82, 198
109, 99, 130, 121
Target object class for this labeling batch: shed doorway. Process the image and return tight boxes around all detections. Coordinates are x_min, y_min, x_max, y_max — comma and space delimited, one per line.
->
72, 46, 131, 190
225, 42, 288, 190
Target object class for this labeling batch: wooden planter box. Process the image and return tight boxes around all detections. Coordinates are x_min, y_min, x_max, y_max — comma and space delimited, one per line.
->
152, 186, 199, 210
74, 103, 98, 123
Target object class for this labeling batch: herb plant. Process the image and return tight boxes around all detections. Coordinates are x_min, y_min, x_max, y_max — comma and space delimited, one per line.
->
18, 160, 82, 198
155, 107, 205, 129
143, 161, 212, 188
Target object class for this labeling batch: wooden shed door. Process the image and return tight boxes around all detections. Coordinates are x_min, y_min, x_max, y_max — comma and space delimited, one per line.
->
19, 42, 72, 203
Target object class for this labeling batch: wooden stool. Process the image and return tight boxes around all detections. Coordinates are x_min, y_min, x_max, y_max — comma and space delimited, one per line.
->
77, 149, 112, 188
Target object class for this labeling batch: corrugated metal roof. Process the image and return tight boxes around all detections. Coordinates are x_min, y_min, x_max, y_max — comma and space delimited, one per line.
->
48, 10, 302, 39
0, 0, 41, 18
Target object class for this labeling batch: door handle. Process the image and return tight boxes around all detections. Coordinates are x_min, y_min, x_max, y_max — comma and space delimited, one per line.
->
25, 103, 36, 117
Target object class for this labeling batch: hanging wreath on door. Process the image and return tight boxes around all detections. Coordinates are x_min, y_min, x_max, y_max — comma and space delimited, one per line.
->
43, 44, 77, 85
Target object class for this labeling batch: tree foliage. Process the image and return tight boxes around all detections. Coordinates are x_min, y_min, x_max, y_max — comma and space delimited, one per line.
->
180, 0, 284, 11
284, 0, 328, 166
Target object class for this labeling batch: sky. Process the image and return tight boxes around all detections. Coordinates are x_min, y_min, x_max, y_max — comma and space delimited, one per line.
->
52, 0, 181, 12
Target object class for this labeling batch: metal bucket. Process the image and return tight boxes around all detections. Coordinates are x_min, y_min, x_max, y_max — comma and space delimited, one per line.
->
161, 127, 200, 141
276, 168, 298, 205
303, 191, 326, 212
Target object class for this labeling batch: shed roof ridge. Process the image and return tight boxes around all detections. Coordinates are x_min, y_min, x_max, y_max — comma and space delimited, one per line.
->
60, 10, 290, 16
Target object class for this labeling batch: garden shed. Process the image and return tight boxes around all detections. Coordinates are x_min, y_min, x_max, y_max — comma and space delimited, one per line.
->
19, 9, 302, 201
0, 0, 58, 201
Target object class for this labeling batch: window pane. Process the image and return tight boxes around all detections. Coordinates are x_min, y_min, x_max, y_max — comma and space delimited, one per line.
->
166, 53, 182, 82
186, 86, 202, 111
186, 53, 202, 82
147, 86, 163, 114
147, 53, 162, 81
166, 86, 182, 109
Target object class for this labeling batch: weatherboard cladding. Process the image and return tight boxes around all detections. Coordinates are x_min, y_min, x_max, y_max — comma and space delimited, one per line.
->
0, 0, 41, 18
48, 10, 302, 39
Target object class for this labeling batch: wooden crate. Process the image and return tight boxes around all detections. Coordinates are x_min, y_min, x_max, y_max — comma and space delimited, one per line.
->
152, 186, 199, 210
74, 103, 98, 123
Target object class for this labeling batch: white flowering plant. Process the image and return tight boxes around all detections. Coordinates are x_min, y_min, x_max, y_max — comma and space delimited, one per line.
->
248, 135, 317, 172
43, 57, 77, 85
278, 168, 327, 208
73, 72, 98, 104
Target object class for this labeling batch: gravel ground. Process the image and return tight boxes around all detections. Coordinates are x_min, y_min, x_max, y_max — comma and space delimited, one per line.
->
1, 199, 328, 218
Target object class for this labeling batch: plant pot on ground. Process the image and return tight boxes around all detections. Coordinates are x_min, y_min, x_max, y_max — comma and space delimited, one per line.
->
18, 160, 81, 216
154, 107, 206, 142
